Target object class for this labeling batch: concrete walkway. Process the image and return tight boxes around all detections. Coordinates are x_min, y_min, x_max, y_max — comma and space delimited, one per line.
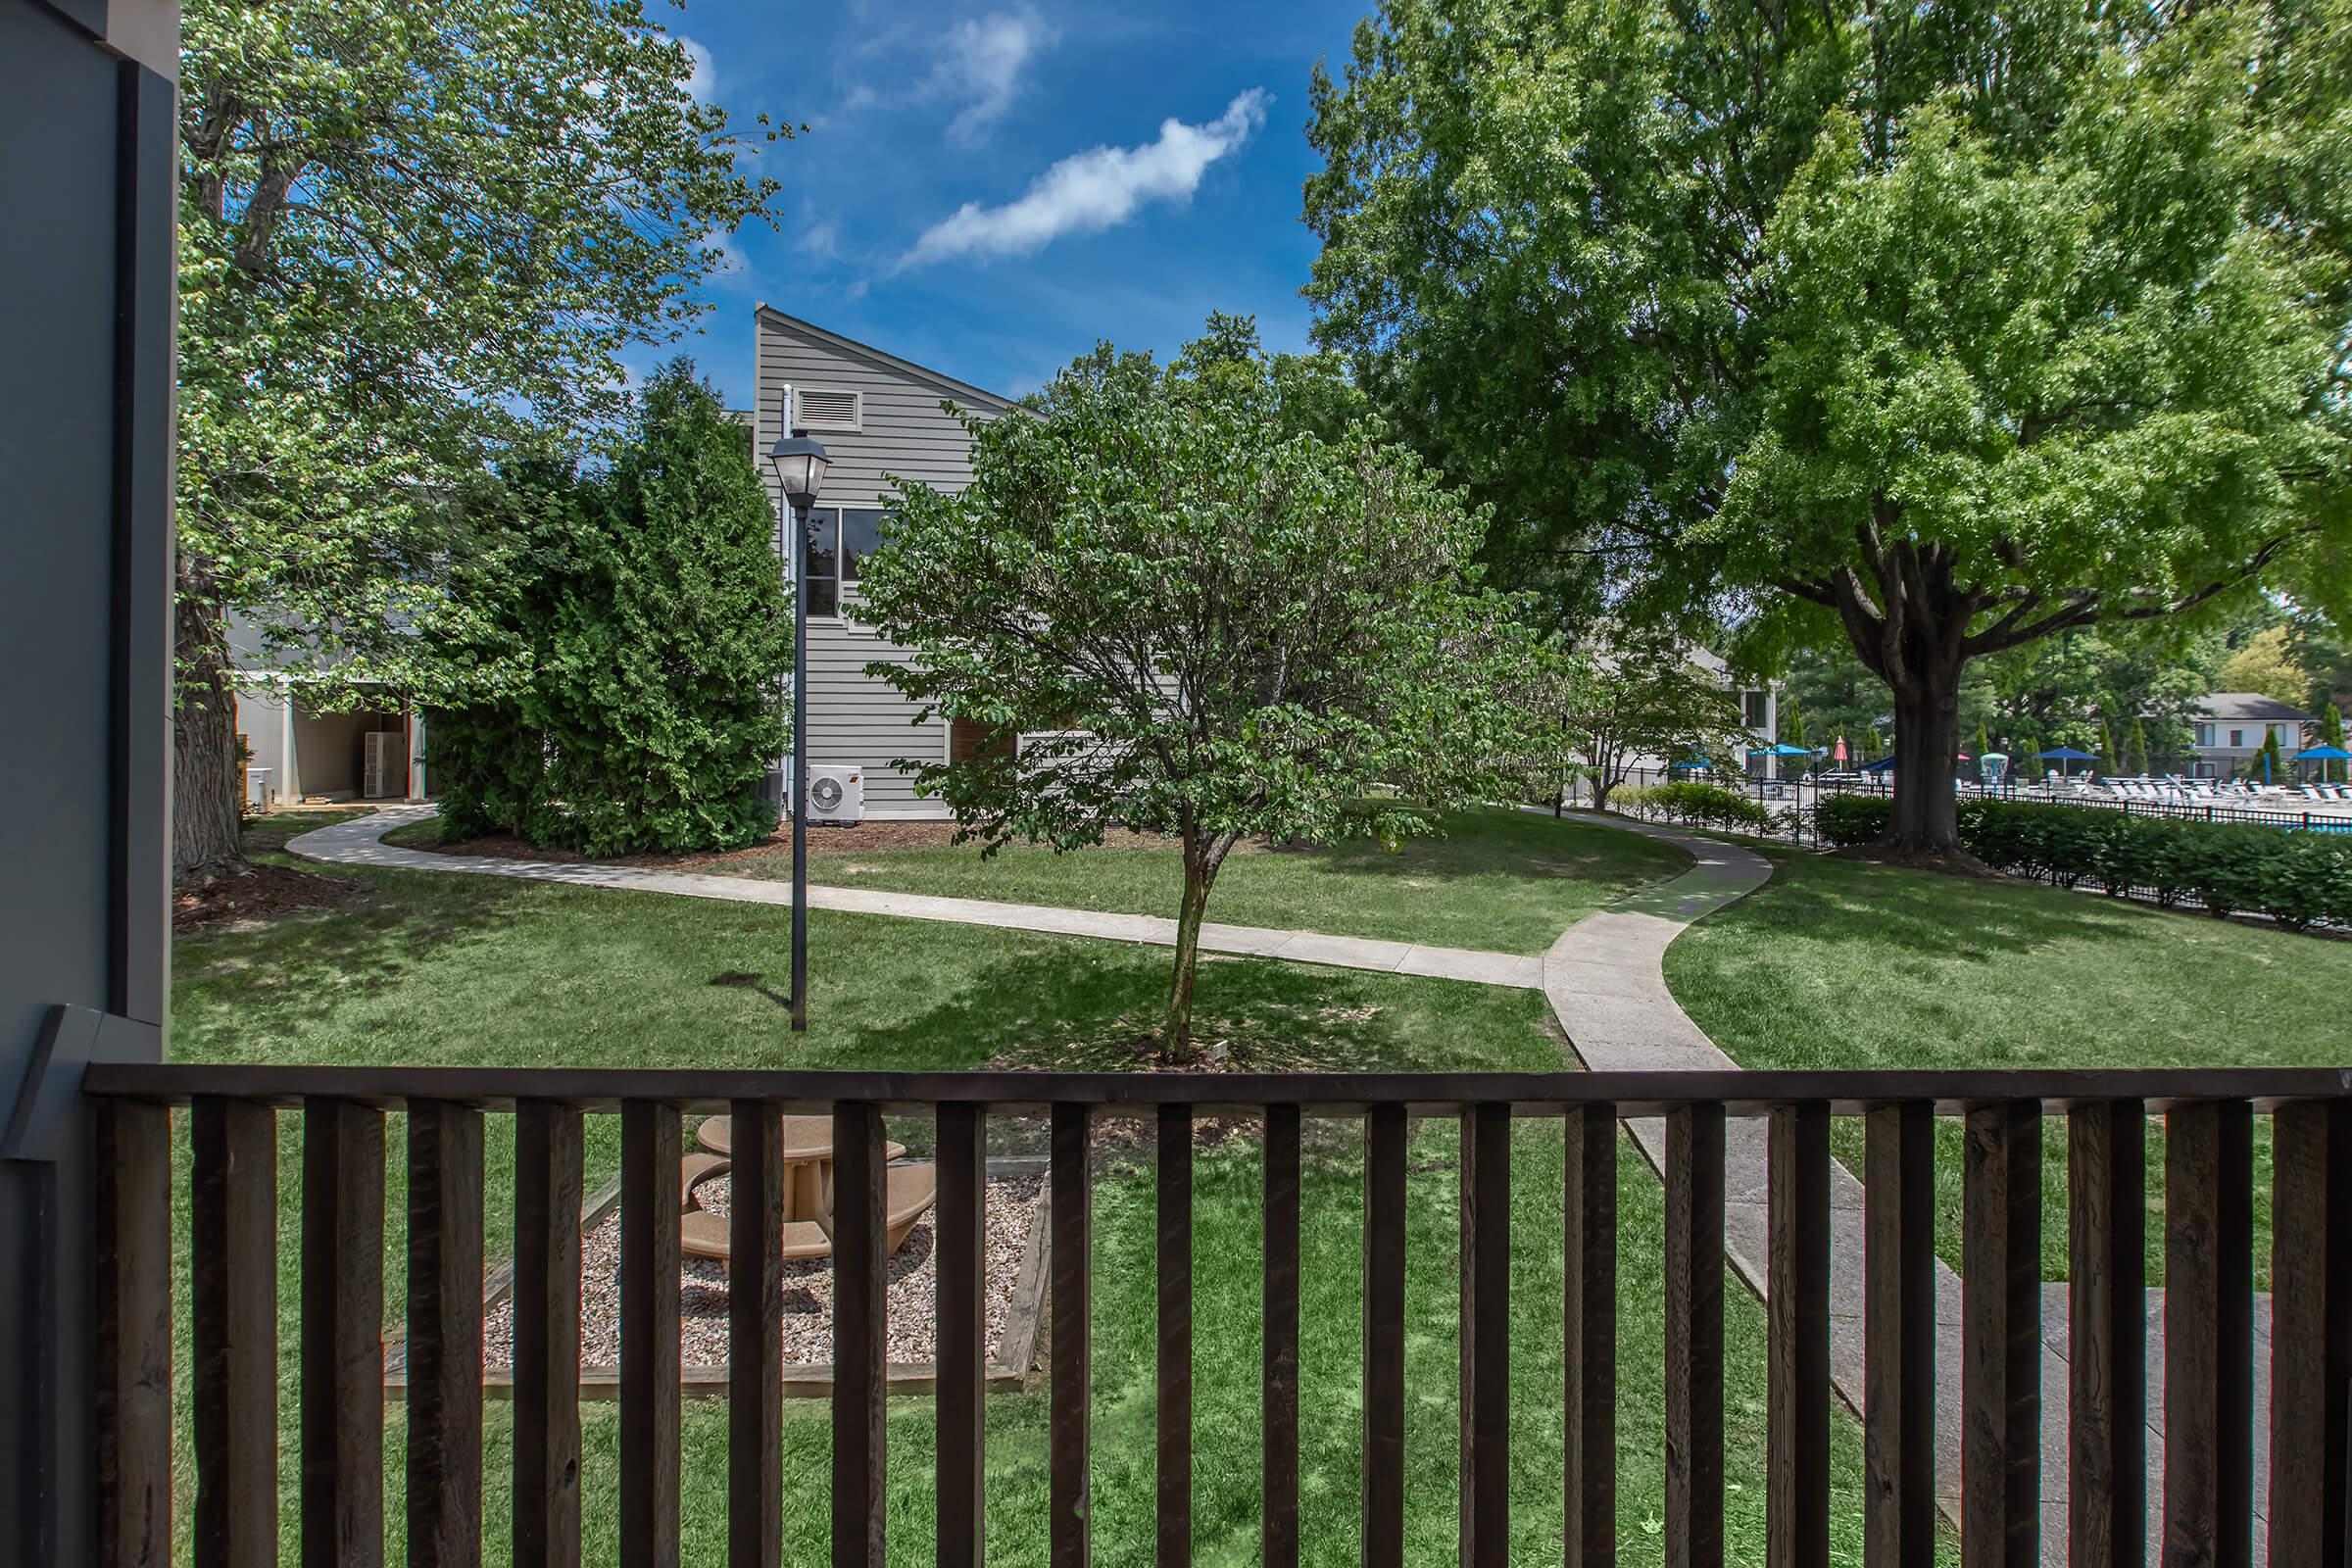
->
288, 808, 1547, 990
1547, 811, 2268, 1562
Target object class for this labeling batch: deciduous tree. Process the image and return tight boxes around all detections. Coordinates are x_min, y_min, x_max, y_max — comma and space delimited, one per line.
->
2221, 626, 2314, 708
1305, 0, 2352, 855
1554, 631, 1748, 812
175, 0, 782, 876
857, 331, 1537, 1059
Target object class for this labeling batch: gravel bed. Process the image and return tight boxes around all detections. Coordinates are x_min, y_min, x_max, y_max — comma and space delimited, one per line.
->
479, 1174, 1040, 1371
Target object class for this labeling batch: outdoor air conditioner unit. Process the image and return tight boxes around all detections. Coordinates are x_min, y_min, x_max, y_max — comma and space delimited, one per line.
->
805, 764, 863, 826
363, 729, 406, 800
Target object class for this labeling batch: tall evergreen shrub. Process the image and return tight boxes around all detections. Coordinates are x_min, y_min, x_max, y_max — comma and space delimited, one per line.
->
428, 363, 791, 854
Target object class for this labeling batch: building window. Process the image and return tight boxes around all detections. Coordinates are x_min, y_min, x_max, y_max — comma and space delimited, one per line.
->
2194, 722, 2216, 748
1741, 690, 1770, 729
2230, 728, 2246, 749
797, 506, 888, 618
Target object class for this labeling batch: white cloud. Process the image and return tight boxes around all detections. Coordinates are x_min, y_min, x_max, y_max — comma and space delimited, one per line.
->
904, 89, 1269, 268
845, 8, 1056, 145
678, 35, 715, 102
938, 11, 1055, 142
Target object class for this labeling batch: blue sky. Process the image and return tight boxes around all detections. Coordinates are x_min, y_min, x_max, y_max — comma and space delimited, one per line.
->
643, 0, 1369, 410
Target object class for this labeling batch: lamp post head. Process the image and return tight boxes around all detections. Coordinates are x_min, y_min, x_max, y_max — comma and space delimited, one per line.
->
767, 428, 830, 507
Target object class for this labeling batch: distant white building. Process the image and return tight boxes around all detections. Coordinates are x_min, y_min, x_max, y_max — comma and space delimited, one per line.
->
2182, 692, 2311, 778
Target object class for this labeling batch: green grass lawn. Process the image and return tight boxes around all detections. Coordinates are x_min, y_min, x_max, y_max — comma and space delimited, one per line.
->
1661, 840, 2352, 1282
166, 811, 1922, 1565
385, 805, 1691, 955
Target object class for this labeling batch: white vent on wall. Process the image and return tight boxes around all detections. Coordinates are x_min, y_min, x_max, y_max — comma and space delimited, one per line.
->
794, 388, 861, 431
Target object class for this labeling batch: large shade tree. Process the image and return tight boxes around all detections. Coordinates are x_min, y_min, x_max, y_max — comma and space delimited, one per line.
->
1305, 0, 2352, 852
857, 330, 1538, 1059
175, 0, 782, 877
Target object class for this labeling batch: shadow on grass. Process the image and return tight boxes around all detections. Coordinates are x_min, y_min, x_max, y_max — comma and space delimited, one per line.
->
172, 865, 542, 1049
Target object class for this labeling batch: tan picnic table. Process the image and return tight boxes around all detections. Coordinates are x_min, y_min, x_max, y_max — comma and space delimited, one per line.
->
691, 1113, 906, 1225
682, 1113, 935, 1268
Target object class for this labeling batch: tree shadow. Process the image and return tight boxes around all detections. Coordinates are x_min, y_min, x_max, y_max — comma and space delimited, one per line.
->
170, 864, 544, 1052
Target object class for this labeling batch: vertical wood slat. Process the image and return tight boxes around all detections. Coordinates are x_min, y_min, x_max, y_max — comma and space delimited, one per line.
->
514, 1100, 584, 1568
1459, 1102, 1511, 1566
728, 1100, 784, 1568
1961, 1102, 2041, 1568
1051, 1102, 1093, 1568
935, 1103, 988, 1568
833, 1102, 888, 1568
1261, 1103, 1301, 1568
191, 1096, 278, 1568
301, 1099, 386, 1568
1563, 1102, 1617, 1568
96, 1098, 173, 1568
1768, 1102, 1831, 1568
2270, 1099, 2352, 1568
406, 1102, 484, 1568
1865, 1102, 1936, 1568
619, 1102, 682, 1568
1157, 1102, 1194, 1568
1665, 1102, 1726, 1568
1361, 1103, 1408, 1568
2164, 1100, 2253, 1568
2067, 1101, 2145, 1568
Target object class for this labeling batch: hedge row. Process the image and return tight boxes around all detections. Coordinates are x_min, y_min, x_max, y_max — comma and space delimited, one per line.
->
1616, 781, 1785, 836
1814, 795, 2352, 929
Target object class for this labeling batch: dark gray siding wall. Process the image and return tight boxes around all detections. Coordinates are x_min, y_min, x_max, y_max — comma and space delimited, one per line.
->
0, 3, 177, 1561
753, 312, 1008, 815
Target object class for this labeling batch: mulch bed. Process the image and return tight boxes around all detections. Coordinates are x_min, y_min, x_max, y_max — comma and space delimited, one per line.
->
1825, 844, 2009, 879
172, 863, 364, 932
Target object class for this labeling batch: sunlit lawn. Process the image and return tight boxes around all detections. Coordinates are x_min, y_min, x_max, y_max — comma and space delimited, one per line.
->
1661, 839, 2352, 1282
163, 810, 1917, 1565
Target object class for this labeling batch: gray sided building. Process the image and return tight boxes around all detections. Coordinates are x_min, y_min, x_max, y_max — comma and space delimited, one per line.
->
752, 308, 1020, 818
2, 1, 178, 1561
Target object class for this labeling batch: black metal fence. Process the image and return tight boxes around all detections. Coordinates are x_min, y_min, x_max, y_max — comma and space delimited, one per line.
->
1549, 766, 2352, 853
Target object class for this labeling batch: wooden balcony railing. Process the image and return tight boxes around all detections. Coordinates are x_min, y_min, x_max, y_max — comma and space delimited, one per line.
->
81, 1065, 2352, 1568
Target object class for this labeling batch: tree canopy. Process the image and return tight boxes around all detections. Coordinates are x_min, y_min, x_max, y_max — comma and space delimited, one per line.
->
857, 326, 1538, 1057
1305, 0, 2352, 851
174, 0, 782, 874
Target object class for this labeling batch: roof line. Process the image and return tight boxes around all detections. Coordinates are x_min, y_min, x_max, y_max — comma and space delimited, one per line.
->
755, 305, 1019, 413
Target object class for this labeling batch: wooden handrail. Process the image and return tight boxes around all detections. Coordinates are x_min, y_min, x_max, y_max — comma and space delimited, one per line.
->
88, 1068, 2352, 1568
76, 1061, 2352, 1113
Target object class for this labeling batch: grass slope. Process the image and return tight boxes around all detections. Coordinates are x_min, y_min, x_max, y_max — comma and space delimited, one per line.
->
1662, 842, 2352, 1281
165, 813, 1921, 1564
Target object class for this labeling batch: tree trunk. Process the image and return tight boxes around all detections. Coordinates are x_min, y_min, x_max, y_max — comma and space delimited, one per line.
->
1886, 682, 1963, 852
1163, 829, 1235, 1062
173, 553, 247, 881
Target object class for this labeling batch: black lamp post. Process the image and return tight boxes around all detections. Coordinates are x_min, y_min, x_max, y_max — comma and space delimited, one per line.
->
767, 423, 829, 1032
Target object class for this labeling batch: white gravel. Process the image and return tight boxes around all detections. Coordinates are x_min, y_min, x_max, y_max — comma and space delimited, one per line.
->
478, 1174, 1041, 1371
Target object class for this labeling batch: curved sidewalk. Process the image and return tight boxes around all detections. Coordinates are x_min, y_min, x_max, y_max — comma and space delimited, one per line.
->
1553, 809, 2258, 1561
288, 808, 1547, 990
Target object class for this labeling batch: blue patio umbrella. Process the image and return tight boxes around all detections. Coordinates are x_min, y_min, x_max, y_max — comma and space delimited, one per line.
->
2030, 745, 2099, 777
1861, 756, 1897, 773
1748, 740, 1812, 780
2293, 744, 2351, 783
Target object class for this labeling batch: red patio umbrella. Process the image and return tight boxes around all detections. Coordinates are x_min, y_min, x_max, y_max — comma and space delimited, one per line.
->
1833, 736, 1847, 763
